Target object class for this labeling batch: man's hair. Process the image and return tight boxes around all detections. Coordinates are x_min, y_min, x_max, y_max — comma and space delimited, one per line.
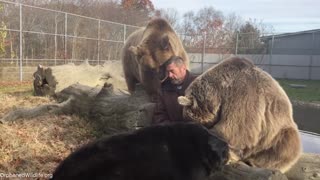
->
163, 56, 184, 68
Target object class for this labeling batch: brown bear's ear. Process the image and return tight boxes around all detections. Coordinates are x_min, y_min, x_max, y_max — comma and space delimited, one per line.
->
129, 46, 139, 55
160, 34, 170, 50
178, 96, 192, 106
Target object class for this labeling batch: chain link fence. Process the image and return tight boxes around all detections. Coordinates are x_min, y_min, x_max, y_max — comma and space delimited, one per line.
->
182, 31, 320, 80
0, 0, 140, 81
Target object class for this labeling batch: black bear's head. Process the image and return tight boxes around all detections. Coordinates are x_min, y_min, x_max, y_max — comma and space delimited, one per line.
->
205, 132, 229, 173
166, 122, 229, 177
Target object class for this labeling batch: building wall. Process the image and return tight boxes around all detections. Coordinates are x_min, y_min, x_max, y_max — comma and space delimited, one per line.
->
266, 32, 320, 55
189, 53, 320, 80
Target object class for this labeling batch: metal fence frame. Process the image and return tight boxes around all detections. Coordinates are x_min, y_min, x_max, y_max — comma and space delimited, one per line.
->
0, 0, 140, 81
183, 31, 320, 80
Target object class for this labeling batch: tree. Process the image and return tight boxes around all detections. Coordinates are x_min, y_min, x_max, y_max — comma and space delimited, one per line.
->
179, 11, 198, 51
120, 0, 155, 25
121, 0, 154, 12
222, 13, 243, 54
180, 7, 227, 53
179, 7, 273, 55
153, 8, 180, 30
180, 11, 195, 35
237, 19, 268, 54
194, 7, 224, 34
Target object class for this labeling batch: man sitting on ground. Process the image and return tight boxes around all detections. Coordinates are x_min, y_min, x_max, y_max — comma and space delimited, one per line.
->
152, 56, 197, 124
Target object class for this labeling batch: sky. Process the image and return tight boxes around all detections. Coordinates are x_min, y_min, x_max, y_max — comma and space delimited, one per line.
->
152, 0, 320, 34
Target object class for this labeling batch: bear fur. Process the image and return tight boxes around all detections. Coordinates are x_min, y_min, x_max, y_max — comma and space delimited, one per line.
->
51, 123, 229, 180
178, 56, 301, 173
122, 18, 189, 101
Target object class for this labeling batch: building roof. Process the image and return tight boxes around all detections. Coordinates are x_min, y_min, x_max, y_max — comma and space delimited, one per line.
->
262, 29, 320, 39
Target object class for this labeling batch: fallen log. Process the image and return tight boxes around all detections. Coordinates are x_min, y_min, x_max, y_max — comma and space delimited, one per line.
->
2, 83, 154, 134
211, 163, 288, 180
33, 60, 127, 96
0, 98, 72, 123
0, 84, 102, 123
53, 83, 154, 134
210, 153, 320, 180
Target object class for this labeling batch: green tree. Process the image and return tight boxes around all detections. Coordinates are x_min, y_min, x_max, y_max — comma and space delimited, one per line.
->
237, 20, 267, 54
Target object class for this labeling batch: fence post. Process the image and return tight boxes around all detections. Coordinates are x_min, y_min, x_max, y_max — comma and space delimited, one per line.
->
235, 32, 238, 55
309, 32, 315, 80
64, 12, 67, 64
54, 14, 57, 66
97, 19, 100, 65
269, 35, 274, 74
19, 3, 23, 81
201, 32, 206, 73
123, 24, 127, 44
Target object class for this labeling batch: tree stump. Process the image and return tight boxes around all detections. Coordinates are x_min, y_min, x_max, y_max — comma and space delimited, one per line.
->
33, 64, 57, 96
33, 60, 127, 96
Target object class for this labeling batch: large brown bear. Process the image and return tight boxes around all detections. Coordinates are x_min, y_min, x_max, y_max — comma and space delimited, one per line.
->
178, 56, 301, 173
51, 123, 229, 180
122, 18, 189, 101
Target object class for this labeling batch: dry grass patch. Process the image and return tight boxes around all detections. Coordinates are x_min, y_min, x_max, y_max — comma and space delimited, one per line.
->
0, 87, 97, 176
0, 81, 33, 94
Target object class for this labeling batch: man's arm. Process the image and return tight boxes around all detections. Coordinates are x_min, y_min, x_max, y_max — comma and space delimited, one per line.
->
152, 94, 171, 125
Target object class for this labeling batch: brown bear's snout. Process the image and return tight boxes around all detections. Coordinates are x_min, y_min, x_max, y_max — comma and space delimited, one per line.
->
158, 64, 168, 82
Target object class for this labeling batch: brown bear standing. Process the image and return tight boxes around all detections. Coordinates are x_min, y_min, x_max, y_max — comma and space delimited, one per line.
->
178, 56, 301, 173
121, 18, 189, 101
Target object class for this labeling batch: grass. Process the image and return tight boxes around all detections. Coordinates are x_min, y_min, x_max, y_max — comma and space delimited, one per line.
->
277, 79, 320, 103
0, 82, 97, 177
0, 81, 33, 95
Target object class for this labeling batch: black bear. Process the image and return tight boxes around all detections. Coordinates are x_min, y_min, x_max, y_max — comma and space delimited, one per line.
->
52, 123, 229, 180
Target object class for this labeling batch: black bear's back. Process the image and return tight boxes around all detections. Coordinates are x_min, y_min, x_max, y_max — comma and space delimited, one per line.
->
52, 123, 228, 180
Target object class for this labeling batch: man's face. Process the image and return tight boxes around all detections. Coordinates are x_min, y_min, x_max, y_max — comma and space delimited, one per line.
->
166, 62, 187, 85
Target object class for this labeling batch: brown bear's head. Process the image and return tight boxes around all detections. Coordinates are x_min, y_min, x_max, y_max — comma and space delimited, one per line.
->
129, 18, 185, 82
178, 79, 221, 125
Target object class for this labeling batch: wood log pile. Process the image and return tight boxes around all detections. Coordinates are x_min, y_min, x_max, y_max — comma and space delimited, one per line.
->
32, 61, 127, 96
